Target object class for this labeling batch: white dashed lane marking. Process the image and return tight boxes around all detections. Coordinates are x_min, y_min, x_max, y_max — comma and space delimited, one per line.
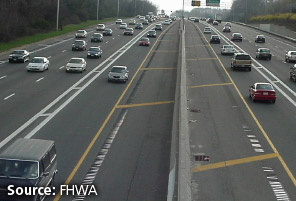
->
36, 77, 44, 82
0, 75, 7, 80
59, 66, 65, 69
4, 93, 15, 100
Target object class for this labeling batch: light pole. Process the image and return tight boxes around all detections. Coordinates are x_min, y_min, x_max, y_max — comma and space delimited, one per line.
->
56, 0, 60, 31
97, 0, 100, 21
182, 0, 184, 30
117, 0, 120, 18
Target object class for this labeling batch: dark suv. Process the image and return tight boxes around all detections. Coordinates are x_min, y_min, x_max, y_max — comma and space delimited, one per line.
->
72, 40, 87, 51
9, 50, 30, 63
255, 35, 265, 43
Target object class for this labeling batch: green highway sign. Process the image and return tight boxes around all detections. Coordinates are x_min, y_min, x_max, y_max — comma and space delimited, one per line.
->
206, 0, 220, 7
191, 1, 201, 6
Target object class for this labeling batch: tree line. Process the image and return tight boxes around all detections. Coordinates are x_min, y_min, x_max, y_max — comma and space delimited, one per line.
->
0, 0, 157, 42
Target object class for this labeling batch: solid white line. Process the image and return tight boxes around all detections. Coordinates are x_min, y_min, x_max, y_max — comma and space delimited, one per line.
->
0, 22, 157, 148
62, 50, 67, 52
0, 75, 7, 80
207, 23, 296, 108
59, 66, 65, 69
4, 93, 15, 100
0, 61, 8, 65
36, 77, 44, 82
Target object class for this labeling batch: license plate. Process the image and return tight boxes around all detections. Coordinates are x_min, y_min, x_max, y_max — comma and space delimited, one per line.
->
263, 92, 268, 95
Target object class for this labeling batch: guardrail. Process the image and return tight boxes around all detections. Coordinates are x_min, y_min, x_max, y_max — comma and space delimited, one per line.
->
232, 21, 296, 43
167, 18, 192, 201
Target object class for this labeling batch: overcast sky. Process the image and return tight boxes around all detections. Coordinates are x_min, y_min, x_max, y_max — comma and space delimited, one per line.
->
149, 0, 233, 13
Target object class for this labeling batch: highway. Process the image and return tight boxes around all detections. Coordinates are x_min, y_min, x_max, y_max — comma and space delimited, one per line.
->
0, 18, 178, 201
186, 20, 296, 200
0, 16, 296, 201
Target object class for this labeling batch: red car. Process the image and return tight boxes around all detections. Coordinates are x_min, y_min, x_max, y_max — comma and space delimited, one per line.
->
249, 83, 276, 103
139, 37, 150, 46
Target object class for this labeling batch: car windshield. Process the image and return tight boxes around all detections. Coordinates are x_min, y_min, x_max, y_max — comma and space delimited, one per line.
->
236, 55, 251, 60
89, 48, 99, 51
257, 35, 264, 38
260, 49, 270, 53
121, 23, 127, 25
93, 34, 101, 37
12, 50, 24, 54
74, 41, 84, 45
224, 45, 233, 49
212, 36, 219, 39
126, 28, 133, 31
69, 59, 83, 64
77, 30, 84, 33
105, 29, 111, 32
140, 38, 149, 42
111, 67, 125, 73
31, 58, 44, 63
98, 24, 104, 27
256, 84, 273, 90
0, 159, 38, 179
234, 34, 242, 37
291, 52, 296, 55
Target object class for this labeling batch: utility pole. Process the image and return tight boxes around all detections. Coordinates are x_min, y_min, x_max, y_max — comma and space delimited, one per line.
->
117, 0, 120, 18
134, 0, 137, 17
182, 0, 185, 30
56, 0, 60, 31
97, 0, 100, 21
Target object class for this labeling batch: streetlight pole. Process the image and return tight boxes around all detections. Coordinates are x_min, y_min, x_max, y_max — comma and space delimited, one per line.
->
56, 0, 60, 31
97, 0, 100, 21
182, 0, 184, 30
117, 0, 120, 18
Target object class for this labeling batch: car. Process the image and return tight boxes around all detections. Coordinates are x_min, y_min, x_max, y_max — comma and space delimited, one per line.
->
143, 19, 149, 25
119, 23, 127, 29
124, 28, 134, 35
9, 50, 30, 63
108, 66, 129, 83
163, 20, 170, 25
139, 37, 150, 46
231, 33, 243, 41
231, 53, 252, 71
194, 18, 200, 22
147, 30, 156, 38
189, 17, 195, 21
116, 19, 122, 24
135, 23, 143, 29
221, 45, 235, 55
213, 21, 219, 25
290, 64, 296, 82
223, 26, 231, 32
96, 24, 105, 31
91, 33, 103, 42
249, 83, 276, 103
26, 57, 49, 72
210, 35, 220, 44
0, 138, 57, 201
285, 51, 296, 63
255, 35, 265, 43
87, 46, 102, 58
75, 30, 87, 38
155, 24, 163, 31
225, 22, 231, 27
66, 58, 86, 73
103, 28, 113, 36
72, 40, 87, 51
129, 19, 136, 25
203, 27, 211, 34
256, 48, 272, 60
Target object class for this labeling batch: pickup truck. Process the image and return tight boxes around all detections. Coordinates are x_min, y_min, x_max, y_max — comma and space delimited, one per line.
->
290, 65, 296, 82
231, 53, 252, 71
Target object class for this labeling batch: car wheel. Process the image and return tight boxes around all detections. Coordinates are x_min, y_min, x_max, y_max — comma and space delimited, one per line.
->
249, 67, 251, 71
285, 57, 287, 62
271, 100, 276, 103
22, 59, 25, 63
294, 77, 296, 82
287, 58, 290, 63
269, 56, 271, 60
233, 67, 236, 71
256, 55, 257, 59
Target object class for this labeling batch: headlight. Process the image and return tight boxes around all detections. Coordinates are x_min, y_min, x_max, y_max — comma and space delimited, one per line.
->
9, 55, 12, 58
87, 53, 90, 55
95, 54, 98, 55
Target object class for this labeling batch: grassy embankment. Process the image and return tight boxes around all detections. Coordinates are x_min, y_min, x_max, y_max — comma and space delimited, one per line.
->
0, 18, 116, 53
249, 13, 296, 31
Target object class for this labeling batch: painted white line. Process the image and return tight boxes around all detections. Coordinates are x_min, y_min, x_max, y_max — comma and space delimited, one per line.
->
0, 22, 157, 148
39, 113, 51, 117
207, 23, 296, 108
0, 60, 8, 65
4, 93, 15, 100
250, 139, 259, 143
112, 38, 115, 40
254, 148, 264, 153
0, 75, 7, 80
252, 144, 262, 148
247, 135, 256, 138
62, 50, 67, 52
106, 41, 109, 43
29, 37, 73, 54
36, 77, 44, 82
47, 56, 51, 59
59, 66, 65, 69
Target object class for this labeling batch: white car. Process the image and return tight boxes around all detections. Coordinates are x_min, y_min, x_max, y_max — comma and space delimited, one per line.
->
75, 30, 87, 38
26, 57, 49, 72
116, 19, 123, 24
66, 58, 87, 73
221, 45, 235, 55
96, 24, 105, 31
163, 20, 170, 25
119, 23, 127, 29
203, 27, 211, 34
285, 51, 296, 63
108, 66, 129, 83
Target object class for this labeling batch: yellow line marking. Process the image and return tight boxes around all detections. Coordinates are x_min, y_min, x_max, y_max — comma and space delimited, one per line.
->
140, 68, 176, 70
189, 83, 233, 88
153, 50, 178, 53
186, 57, 218, 61
186, 45, 209, 47
116, 101, 174, 109
193, 22, 296, 186
192, 153, 278, 173
53, 26, 167, 201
